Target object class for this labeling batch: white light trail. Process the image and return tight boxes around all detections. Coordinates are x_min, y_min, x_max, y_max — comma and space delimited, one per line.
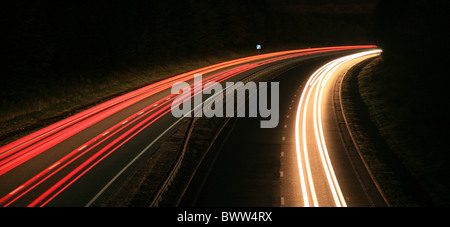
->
295, 49, 382, 207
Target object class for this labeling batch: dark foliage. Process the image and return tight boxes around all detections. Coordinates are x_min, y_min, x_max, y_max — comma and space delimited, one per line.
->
2, 0, 374, 81
373, 0, 449, 154
372, 0, 450, 205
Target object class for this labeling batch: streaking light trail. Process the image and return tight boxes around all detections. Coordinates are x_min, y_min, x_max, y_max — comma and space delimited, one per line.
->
0, 46, 378, 207
294, 49, 382, 207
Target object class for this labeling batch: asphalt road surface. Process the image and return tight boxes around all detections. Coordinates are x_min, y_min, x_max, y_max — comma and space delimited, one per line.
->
179, 50, 388, 207
0, 46, 381, 207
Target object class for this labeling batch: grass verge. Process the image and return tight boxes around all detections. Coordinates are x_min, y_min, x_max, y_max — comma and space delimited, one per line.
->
341, 56, 448, 206
0, 48, 277, 147
0, 44, 318, 147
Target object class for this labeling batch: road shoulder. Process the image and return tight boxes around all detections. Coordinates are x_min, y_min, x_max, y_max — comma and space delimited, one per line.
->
339, 57, 431, 206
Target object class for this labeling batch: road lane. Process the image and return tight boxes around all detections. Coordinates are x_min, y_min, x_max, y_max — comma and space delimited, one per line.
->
177, 53, 347, 206
295, 50, 385, 206
180, 49, 387, 207
0, 46, 378, 206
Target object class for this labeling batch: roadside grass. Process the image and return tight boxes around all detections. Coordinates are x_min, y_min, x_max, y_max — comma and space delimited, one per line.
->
341, 58, 421, 206
0, 47, 280, 147
0, 45, 316, 147
341, 56, 449, 206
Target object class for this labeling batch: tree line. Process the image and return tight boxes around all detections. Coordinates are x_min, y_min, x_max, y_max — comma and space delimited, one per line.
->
3, 0, 374, 83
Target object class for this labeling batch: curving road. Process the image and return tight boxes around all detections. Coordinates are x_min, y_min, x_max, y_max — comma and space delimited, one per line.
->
293, 50, 387, 206
0, 46, 379, 207
179, 49, 388, 207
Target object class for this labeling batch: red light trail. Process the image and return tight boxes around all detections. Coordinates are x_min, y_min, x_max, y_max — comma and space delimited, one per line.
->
0, 45, 377, 206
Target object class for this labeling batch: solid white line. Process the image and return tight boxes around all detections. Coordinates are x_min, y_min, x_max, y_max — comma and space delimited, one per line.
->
301, 66, 329, 207
313, 58, 345, 207
85, 116, 186, 207
320, 58, 350, 206
86, 81, 239, 207
295, 65, 326, 207
294, 50, 381, 207
318, 51, 381, 206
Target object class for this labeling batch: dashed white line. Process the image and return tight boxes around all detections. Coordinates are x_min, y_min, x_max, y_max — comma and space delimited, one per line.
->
78, 145, 87, 151
48, 162, 61, 170
9, 185, 24, 195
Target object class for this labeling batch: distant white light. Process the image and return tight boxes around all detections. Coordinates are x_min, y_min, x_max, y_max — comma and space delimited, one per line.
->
256, 44, 262, 50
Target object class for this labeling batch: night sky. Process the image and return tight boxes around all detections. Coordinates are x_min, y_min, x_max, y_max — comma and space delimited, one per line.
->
2, 0, 380, 75
3, 0, 446, 78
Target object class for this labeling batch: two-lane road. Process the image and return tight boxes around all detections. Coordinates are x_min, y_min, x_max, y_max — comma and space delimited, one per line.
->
180, 49, 388, 207
293, 50, 388, 206
0, 46, 380, 207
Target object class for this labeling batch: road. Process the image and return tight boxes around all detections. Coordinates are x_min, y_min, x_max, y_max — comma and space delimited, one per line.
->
0, 46, 379, 207
179, 49, 388, 207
